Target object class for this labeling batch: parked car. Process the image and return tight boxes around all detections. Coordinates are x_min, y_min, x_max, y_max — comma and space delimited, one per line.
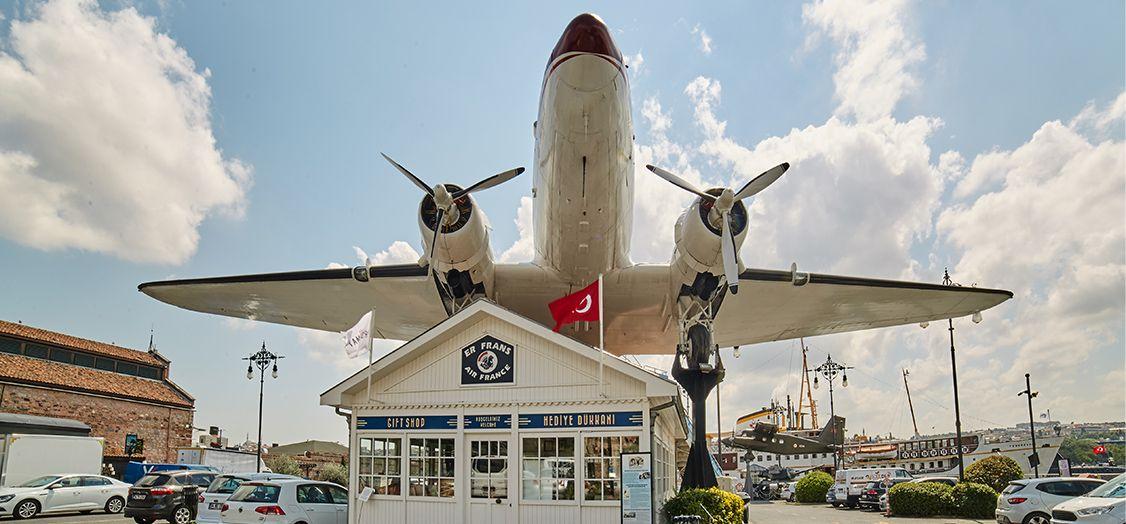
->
0, 474, 129, 519
908, 476, 958, 487
834, 467, 911, 508
197, 473, 299, 524
879, 492, 889, 513
125, 470, 217, 524
780, 480, 798, 502
220, 479, 348, 524
1051, 473, 1125, 524
859, 478, 910, 511
995, 477, 1105, 524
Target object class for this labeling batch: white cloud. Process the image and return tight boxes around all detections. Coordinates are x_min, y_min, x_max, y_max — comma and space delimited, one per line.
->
498, 196, 534, 263
0, 0, 251, 264
624, 51, 644, 79
802, 0, 925, 121
353, 240, 421, 266
691, 24, 713, 55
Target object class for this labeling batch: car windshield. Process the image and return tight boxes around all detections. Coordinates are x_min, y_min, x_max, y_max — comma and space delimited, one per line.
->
136, 474, 173, 487
1002, 482, 1027, 495
229, 484, 281, 503
1085, 475, 1125, 499
17, 476, 61, 487
207, 476, 247, 494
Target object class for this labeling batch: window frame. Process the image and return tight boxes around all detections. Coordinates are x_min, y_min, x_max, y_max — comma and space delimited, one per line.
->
356, 434, 406, 500
579, 431, 642, 505
519, 434, 577, 503
406, 436, 456, 499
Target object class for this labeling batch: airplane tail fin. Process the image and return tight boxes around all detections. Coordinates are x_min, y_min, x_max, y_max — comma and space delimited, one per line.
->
817, 416, 846, 446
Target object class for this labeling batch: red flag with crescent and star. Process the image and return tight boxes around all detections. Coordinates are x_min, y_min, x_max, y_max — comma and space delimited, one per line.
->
548, 279, 600, 332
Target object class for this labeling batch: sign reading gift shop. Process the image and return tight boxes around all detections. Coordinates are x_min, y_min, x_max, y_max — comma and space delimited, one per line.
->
461, 335, 514, 385
356, 415, 458, 430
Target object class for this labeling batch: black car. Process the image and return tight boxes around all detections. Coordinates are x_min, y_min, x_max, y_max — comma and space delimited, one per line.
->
124, 471, 216, 524
858, 478, 907, 510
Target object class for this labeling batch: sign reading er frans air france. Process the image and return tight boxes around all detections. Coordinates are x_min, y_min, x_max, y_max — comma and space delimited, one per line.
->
356, 415, 458, 430
518, 411, 643, 429
461, 335, 514, 385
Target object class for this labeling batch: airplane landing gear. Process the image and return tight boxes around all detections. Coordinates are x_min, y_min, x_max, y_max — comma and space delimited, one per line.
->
673, 319, 725, 490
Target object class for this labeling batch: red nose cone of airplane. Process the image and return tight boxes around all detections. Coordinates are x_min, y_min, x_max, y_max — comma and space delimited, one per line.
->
550, 13, 622, 65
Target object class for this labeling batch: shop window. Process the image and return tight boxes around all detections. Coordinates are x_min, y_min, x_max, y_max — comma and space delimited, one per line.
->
408, 438, 454, 498
470, 439, 508, 499
0, 337, 21, 354
583, 435, 639, 501
521, 436, 575, 501
358, 437, 402, 495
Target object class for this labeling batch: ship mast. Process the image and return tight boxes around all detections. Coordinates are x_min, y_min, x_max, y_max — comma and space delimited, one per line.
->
903, 369, 920, 437
795, 338, 818, 429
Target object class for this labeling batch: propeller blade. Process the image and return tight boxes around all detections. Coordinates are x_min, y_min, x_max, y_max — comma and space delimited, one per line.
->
452, 167, 526, 199
646, 165, 715, 201
381, 153, 434, 197
428, 207, 444, 270
733, 162, 790, 201
720, 210, 739, 294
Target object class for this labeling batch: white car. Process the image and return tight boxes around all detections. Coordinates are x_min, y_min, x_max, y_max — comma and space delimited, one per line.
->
996, 477, 1105, 524
1051, 473, 1126, 524
780, 480, 798, 502
220, 479, 348, 524
0, 474, 130, 519
198, 473, 300, 524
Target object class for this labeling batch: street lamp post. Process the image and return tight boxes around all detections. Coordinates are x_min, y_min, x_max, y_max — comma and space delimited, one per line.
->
942, 269, 981, 482
813, 354, 852, 469
1018, 373, 1040, 478
244, 342, 283, 472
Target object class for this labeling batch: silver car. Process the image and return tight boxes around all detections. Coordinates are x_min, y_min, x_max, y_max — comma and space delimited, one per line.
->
197, 473, 299, 524
0, 474, 130, 519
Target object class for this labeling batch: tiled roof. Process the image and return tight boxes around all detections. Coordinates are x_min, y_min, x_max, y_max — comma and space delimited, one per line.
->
0, 353, 193, 408
0, 320, 165, 367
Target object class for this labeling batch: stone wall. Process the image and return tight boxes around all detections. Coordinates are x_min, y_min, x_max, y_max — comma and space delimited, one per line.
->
0, 382, 193, 462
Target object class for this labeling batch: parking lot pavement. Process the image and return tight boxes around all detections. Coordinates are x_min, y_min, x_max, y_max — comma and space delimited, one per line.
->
746, 501, 993, 524
0, 512, 130, 524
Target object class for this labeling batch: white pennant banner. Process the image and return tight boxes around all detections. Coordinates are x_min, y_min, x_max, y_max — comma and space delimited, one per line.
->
343, 311, 373, 359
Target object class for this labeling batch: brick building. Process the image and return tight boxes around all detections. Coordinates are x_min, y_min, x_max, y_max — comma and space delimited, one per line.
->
0, 320, 195, 462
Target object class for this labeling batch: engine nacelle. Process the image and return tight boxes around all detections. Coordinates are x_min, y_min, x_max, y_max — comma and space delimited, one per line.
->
418, 184, 494, 299
669, 189, 749, 300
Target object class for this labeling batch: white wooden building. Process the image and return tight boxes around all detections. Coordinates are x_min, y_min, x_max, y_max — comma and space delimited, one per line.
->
320, 300, 687, 524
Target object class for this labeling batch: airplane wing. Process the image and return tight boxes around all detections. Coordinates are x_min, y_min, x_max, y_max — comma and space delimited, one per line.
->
138, 265, 448, 339
710, 268, 1014, 348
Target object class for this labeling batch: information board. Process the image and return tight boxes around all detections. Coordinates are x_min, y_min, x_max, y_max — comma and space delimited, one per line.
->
621, 451, 653, 524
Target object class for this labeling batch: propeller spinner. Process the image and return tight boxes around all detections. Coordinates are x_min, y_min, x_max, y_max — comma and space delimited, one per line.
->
645, 162, 789, 294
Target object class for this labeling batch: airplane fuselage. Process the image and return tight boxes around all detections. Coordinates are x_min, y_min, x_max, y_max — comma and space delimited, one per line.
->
533, 15, 634, 285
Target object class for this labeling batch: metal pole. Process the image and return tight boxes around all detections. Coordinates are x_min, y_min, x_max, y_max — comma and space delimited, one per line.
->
1025, 373, 1039, 478
257, 367, 264, 472
716, 380, 723, 458
903, 369, 920, 437
829, 373, 837, 469
948, 318, 965, 482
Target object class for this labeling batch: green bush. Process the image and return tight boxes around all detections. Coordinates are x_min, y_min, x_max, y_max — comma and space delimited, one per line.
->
888, 481, 953, 517
317, 463, 348, 485
264, 454, 303, 476
965, 455, 1023, 493
794, 471, 834, 503
664, 487, 744, 524
950, 482, 998, 518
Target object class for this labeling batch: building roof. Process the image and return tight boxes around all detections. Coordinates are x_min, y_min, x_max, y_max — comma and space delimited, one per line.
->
270, 440, 348, 456
0, 412, 91, 436
0, 320, 165, 367
0, 352, 194, 408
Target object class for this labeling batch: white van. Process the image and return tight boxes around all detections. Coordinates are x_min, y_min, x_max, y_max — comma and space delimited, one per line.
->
834, 467, 911, 508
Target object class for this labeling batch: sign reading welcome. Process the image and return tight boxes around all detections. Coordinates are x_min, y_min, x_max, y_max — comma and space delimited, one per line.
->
461, 335, 514, 385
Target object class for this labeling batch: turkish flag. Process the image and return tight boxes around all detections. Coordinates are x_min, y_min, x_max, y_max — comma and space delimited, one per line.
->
1094, 445, 1107, 455
548, 280, 600, 332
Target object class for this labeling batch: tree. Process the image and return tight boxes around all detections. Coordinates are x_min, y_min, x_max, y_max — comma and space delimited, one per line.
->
318, 463, 348, 485
264, 454, 303, 476
794, 471, 833, 503
964, 455, 1023, 493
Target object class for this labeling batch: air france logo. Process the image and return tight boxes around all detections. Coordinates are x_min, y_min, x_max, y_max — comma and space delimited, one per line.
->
461, 335, 514, 385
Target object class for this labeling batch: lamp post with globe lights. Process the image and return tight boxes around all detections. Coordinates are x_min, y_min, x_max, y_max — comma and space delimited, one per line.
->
938, 268, 982, 481
244, 342, 283, 472
813, 353, 852, 469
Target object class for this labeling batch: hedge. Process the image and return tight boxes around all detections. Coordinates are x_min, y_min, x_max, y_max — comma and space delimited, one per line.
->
664, 487, 744, 524
965, 455, 1023, 493
888, 481, 953, 517
950, 482, 998, 518
795, 471, 834, 503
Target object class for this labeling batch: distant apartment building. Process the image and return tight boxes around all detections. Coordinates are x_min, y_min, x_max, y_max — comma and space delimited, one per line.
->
0, 319, 195, 462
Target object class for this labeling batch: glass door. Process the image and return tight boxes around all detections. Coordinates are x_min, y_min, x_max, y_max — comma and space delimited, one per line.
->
466, 436, 514, 524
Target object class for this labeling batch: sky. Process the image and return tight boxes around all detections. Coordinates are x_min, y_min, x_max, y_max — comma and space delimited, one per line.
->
0, 0, 1122, 446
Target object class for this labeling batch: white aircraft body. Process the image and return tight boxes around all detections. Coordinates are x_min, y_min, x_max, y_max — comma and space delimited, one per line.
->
140, 14, 1011, 360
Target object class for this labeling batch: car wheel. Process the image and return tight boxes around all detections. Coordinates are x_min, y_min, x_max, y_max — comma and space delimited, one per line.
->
1022, 512, 1051, 524
830, 502, 840, 507
170, 505, 192, 524
13, 500, 40, 519
134, 518, 155, 524
106, 496, 126, 514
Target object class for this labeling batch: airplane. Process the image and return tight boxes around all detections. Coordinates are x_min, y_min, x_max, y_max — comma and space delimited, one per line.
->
724, 416, 846, 457
139, 13, 1013, 372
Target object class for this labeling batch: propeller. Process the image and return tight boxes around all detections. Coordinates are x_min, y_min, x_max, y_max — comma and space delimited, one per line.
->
645, 162, 790, 294
381, 153, 525, 274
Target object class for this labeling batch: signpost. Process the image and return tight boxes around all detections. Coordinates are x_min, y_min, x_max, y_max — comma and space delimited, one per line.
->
621, 451, 653, 524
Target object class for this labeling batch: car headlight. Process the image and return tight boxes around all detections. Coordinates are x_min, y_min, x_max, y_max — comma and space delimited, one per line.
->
1075, 503, 1119, 516
0, 494, 13, 503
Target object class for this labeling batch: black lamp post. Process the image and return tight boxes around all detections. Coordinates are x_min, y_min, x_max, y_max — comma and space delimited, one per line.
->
244, 342, 283, 472
941, 269, 981, 482
1018, 373, 1040, 478
813, 354, 852, 469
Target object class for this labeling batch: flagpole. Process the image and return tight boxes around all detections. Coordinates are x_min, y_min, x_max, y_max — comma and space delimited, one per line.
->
366, 308, 375, 403
598, 273, 605, 397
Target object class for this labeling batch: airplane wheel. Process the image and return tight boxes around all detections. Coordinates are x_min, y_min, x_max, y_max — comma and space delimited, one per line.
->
687, 324, 712, 367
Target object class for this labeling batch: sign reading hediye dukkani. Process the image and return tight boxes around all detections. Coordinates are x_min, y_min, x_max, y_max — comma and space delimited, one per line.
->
461, 335, 514, 385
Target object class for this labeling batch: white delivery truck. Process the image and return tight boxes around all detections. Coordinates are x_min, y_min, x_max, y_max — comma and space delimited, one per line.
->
0, 434, 105, 486
176, 447, 269, 473
833, 466, 911, 508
